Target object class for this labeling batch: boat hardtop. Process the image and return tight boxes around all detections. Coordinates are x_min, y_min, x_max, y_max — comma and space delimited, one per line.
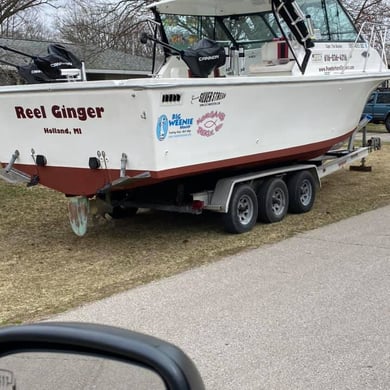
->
149, 0, 273, 15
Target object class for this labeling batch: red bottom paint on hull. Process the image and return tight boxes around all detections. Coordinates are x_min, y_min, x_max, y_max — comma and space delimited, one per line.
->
5, 131, 354, 196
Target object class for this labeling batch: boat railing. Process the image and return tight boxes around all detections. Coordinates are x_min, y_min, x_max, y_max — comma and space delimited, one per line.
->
344, 22, 389, 73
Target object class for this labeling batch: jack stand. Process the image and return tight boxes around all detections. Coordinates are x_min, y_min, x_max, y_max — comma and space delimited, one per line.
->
349, 157, 372, 172
349, 119, 379, 172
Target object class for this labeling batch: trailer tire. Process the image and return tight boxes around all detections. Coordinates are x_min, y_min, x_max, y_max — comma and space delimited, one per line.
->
257, 177, 288, 223
287, 170, 316, 214
223, 184, 258, 234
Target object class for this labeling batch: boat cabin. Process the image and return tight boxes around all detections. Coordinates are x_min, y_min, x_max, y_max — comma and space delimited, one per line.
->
145, 0, 386, 77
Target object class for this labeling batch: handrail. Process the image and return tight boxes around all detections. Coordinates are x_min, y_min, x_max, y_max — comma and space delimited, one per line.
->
343, 22, 388, 74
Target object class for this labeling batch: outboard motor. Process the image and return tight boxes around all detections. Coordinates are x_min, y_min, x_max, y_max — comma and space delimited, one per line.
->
47, 44, 83, 71
32, 53, 74, 79
140, 32, 226, 78
0, 58, 52, 83
17, 63, 52, 83
0, 43, 82, 81
181, 38, 226, 77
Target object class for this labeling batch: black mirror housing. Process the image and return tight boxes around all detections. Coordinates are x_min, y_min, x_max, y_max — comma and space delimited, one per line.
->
0, 322, 205, 390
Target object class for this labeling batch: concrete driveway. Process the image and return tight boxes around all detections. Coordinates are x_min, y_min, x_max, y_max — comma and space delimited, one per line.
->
50, 205, 390, 389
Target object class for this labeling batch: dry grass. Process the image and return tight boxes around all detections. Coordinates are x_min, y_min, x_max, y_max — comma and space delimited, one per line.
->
1, 139, 390, 325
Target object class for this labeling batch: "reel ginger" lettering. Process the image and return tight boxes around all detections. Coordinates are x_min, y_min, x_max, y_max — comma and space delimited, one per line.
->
15, 105, 105, 121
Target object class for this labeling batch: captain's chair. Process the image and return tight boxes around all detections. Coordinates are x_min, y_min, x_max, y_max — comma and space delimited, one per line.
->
181, 38, 226, 78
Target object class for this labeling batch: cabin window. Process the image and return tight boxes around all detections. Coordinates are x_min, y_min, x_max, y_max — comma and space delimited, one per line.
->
159, 14, 205, 50
159, 0, 358, 52
160, 13, 283, 51
299, 0, 358, 41
215, 14, 278, 46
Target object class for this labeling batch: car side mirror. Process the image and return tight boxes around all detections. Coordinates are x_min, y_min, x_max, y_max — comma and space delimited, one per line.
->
0, 322, 205, 390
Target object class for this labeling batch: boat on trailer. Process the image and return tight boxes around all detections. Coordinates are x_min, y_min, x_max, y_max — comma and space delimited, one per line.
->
0, 0, 389, 235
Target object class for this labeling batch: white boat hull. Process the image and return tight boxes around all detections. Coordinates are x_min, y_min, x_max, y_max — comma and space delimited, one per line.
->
0, 73, 386, 196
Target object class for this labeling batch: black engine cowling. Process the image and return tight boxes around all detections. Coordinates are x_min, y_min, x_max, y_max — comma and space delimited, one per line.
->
181, 38, 226, 78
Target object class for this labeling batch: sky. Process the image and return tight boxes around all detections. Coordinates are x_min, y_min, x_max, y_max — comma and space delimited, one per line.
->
40, 0, 69, 25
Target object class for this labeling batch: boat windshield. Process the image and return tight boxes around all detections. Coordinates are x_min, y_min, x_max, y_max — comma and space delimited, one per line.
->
159, 0, 358, 50
159, 13, 281, 51
300, 0, 357, 41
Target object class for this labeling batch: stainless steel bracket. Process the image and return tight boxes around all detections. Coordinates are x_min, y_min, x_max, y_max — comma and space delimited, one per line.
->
5, 150, 20, 173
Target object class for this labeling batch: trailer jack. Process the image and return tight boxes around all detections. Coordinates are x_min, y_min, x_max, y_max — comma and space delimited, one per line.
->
349, 136, 381, 172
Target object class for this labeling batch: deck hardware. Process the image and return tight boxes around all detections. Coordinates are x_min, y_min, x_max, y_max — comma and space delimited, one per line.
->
5, 150, 20, 173
89, 157, 101, 169
161, 94, 181, 104
141, 111, 147, 119
31, 148, 36, 164
101, 151, 108, 169
120, 153, 128, 177
36, 155, 47, 167
97, 150, 109, 168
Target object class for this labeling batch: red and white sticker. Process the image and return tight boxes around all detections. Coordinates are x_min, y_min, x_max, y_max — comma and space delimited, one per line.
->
197, 111, 225, 137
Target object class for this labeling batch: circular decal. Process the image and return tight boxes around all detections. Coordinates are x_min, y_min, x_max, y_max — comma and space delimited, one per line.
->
156, 115, 169, 141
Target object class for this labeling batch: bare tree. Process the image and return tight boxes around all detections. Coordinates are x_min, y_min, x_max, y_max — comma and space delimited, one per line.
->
343, 0, 390, 26
58, 0, 155, 56
0, 0, 58, 37
0, 0, 58, 24
342, 0, 390, 61
2, 9, 54, 39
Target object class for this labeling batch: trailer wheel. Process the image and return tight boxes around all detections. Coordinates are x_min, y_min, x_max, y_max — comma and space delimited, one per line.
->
257, 177, 288, 223
223, 184, 258, 234
287, 170, 316, 214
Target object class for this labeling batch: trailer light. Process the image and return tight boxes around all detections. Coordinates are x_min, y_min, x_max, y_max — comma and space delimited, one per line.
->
192, 200, 205, 210
36, 155, 47, 166
89, 157, 100, 169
